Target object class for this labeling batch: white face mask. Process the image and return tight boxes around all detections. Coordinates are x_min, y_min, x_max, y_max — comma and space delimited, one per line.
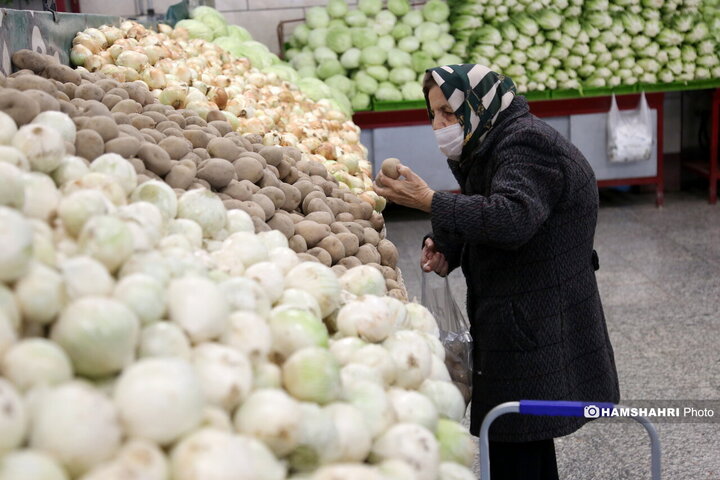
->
434, 123, 464, 161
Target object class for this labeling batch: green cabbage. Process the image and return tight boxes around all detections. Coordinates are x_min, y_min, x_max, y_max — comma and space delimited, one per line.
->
263, 64, 299, 83
351, 92, 371, 110
388, 49, 412, 68
402, 10, 424, 28
327, 26, 352, 53
291, 51, 315, 70
340, 48, 362, 69
325, 75, 354, 96
391, 23, 413, 40
327, 0, 349, 18
306, 7, 330, 29
227, 25, 252, 42
314, 47, 338, 63
422, 41, 444, 59
473, 25, 502, 46
175, 20, 213, 41
366, 65, 390, 81
388, 0, 411, 16
415, 22, 441, 43
401, 82, 424, 100
422, 0, 450, 22
351, 27, 378, 49
389, 67, 416, 85
374, 11, 397, 36
297, 78, 332, 101
376, 84, 403, 101
307, 28, 328, 49
375, 36, 394, 51
361, 46, 387, 66
534, 9, 563, 30
346, 10, 368, 27
438, 33, 454, 51
354, 71, 378, 94
292, 24, 310, 45
411, 51, 435, 73
317, 59, 346, 80
511, 14, 539, 36
358, 0, 382, 16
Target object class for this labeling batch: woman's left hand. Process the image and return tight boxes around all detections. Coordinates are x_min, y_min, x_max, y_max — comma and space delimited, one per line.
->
373, 165, 435, 213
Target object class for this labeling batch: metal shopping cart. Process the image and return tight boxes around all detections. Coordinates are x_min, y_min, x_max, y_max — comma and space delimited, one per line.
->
478, 400, 662, 480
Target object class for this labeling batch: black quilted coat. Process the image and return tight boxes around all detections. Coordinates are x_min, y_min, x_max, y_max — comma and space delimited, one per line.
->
430, 96, 620, 442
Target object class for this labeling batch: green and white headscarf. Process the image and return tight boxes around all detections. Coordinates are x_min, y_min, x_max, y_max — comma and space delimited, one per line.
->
425, 64, 516, 159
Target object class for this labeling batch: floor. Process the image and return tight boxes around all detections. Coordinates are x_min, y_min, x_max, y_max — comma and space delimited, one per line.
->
383, 189, 720, 480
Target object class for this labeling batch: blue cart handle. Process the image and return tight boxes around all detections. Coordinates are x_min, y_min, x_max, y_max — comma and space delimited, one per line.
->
519, 400, 616, 417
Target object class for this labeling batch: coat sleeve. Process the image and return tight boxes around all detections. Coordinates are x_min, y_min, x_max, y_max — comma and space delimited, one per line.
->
429, 140, 565, 250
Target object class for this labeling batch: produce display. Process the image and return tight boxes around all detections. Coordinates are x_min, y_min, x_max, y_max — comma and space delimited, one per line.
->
5, 49, 404, 294
285, 0, 458, 108
449, 0, 720, 93
0, 48, 476, 480
70, 17, 383, 206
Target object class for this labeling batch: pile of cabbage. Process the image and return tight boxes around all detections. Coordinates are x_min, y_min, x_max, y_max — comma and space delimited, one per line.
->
449, 0, 720, 92
0, 110, 476, 478
286, 0, 457, 109
175, 6, 351, 116
71, 21, 379, 198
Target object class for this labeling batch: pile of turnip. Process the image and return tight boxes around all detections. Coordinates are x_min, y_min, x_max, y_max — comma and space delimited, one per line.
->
70, 21, 383, 207
4, 49, 404, 297
0, 51, 476, 479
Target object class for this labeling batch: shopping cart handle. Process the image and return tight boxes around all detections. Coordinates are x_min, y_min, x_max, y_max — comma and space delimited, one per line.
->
519, 400, 616, 417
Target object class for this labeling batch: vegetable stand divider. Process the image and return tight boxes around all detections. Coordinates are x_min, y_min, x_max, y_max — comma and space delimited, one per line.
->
353, 92, 669, 206
479, 400, 662, 480
681, 88, 720, 203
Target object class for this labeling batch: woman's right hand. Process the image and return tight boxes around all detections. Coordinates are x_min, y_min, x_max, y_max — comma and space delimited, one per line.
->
421, 238, 449, 277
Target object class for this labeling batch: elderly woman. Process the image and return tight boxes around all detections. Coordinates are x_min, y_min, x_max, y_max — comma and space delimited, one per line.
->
374, 64, 620, 479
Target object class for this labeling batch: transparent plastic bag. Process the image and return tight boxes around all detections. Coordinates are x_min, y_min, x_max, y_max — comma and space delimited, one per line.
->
607, 92, 653, 163
421, 272, 473, 404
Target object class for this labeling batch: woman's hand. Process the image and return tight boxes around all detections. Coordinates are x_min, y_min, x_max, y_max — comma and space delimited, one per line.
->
373, 165, 435, 213
421, 238, 449, 277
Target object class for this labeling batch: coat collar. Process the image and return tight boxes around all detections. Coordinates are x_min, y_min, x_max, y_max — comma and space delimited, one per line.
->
458, 96, 531, 173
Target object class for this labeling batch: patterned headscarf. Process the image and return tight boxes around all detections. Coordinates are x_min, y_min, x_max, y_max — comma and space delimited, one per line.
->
425, 64, 516, 160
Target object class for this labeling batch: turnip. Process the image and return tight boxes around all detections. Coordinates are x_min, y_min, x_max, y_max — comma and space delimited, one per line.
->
170, 429, 286, 480
436, 419, 476, 468
60, 256, 114, 299
370, 423, 440, 480
245, 261, 284, 303
0, 207, 34, 282
0, 285, 20, 330
51, 297, 139, 378
383, 330, 432, 389
168, 276, 228, 343
130, 180, 177, 221
29, 381, 122, 477
387, 388, 439, 432
0, 379, 27, 454
289, 402, 342, 472
168, 218, 203, 249
419, 379, 466, 423
192, 342, 253, 412
1, 339, 73, 392
0, 111, 18, 144
0, 162, 24, 209
57, 189, 113, 238
404, 303, 440, 337
343, 380, 396, 438
233, 388, 302, 457
78, 215, 134, 273
12, 124, 65, 173
21, 173, 60, 222
89, 153, 137, 195
219, 277, 271, 318
0, 311, 17, 358
285, 262, 342, 318
31, 111, 76, 144
269, 247, 301, 274
14, 262, 65, 325
220, 311, 272, 364
350, 344, 397, 387
329, 337, 367, 366
252, 362, 282, 390
341, 363, 384, 389
282, 347, 341, 405
325, 402, 372, 462
116, 201, 165, 250
138, 322, 191, 360
77, 439, 168, 480
337, 295, 395, 343
177, 188, 227, 237
51, 155, 89, 187
438, 462, 476, 480
0, 449, 69, 480
339, 265, 387, 297
114, 358, 204, 446
113, 273, 166, 325
269, 307, 329, 360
